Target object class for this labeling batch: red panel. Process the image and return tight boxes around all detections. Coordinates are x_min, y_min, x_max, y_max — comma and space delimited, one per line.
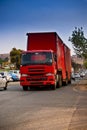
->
27, 32, 57, 53
57, 39, 66, 79
64, 45, 71, 79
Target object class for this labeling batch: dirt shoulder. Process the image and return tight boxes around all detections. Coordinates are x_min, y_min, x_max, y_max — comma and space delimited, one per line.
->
73, 76, 87, 91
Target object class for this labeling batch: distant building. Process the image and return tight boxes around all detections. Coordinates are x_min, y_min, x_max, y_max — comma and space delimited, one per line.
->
0, 53, 10, 63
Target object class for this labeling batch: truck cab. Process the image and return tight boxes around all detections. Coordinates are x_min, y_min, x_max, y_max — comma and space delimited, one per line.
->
20, 50, 57, 90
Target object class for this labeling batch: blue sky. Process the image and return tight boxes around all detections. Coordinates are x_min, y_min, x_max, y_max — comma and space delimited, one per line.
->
0, 0, 87, 55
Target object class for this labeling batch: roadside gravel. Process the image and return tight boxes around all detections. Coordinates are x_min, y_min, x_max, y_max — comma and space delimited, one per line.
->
72, 76, 87, 91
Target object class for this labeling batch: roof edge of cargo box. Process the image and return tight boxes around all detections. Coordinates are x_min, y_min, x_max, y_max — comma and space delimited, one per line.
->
26, 32, 63, 43
63, 43, 70, 50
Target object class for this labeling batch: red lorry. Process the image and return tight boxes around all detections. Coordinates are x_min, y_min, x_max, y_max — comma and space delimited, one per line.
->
20, 32, 71, 90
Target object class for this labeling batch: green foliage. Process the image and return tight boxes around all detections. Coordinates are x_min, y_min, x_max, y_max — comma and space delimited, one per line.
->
4, 57, 9, 62
0, 57, 9, 66
0, 58, 3, 64
69, 27, 87, 59
84, 61, 87, 69
10, 48, 22, 69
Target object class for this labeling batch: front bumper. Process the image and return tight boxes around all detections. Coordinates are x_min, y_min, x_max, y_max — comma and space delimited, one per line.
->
20, 76, 55, 86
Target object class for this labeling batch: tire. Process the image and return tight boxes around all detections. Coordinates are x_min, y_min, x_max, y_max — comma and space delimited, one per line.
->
51, 84, 56, 90
58, 74, 62, 87
68, 79, 71, 84
23, 86, 28, 91
63, 78, 68, 86
56, 74, 59, 88
51, 79, 57, 90
66, 78, 68, 85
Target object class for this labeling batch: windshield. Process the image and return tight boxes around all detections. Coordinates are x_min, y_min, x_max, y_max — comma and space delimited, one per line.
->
21, 52, 53, 65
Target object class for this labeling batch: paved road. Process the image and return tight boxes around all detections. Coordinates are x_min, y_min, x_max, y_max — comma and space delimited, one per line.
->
0, 79, 87, 130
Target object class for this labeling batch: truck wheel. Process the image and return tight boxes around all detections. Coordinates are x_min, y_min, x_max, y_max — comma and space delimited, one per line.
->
23, 86, 28, 91
51, 84, 56, 90
63, 78, 68, 86
51, 79, 57, 90
58, 74, 62, 87
56, 74, 59, 88
68, 78, 71, 84
65, 78, 68, 85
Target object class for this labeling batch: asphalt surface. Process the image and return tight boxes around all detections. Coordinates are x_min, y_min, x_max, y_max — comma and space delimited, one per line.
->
0, 78, 87, 130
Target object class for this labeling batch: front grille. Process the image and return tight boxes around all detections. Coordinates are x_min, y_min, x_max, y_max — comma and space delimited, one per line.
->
29, 69, 44, 72
27, 67, 46, 84
30, 74, 44, 76
26, 77, 47, 81
28, 67, 45, 73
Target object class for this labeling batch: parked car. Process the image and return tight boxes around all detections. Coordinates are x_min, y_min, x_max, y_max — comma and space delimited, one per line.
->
9, 72, 20, 81
80, 72, 85, 78
0, 72, 13, 82
71, 73, 75, 80
74, 73, 80, 78
0, 74, 7, 90
9, 70, 20, 80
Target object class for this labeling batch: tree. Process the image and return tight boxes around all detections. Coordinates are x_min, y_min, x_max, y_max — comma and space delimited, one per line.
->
83, 60, 87, 69
69, 27, 87, 59
4, 57, 9, 62
10, 48, 22, 69
0, 58, 3, 64
0, 58, 3, 67
72, 60, 82, 72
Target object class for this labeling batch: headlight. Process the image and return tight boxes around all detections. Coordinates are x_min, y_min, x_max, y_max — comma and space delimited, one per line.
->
46, 73, 54, 76
21, 74, 28, 76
